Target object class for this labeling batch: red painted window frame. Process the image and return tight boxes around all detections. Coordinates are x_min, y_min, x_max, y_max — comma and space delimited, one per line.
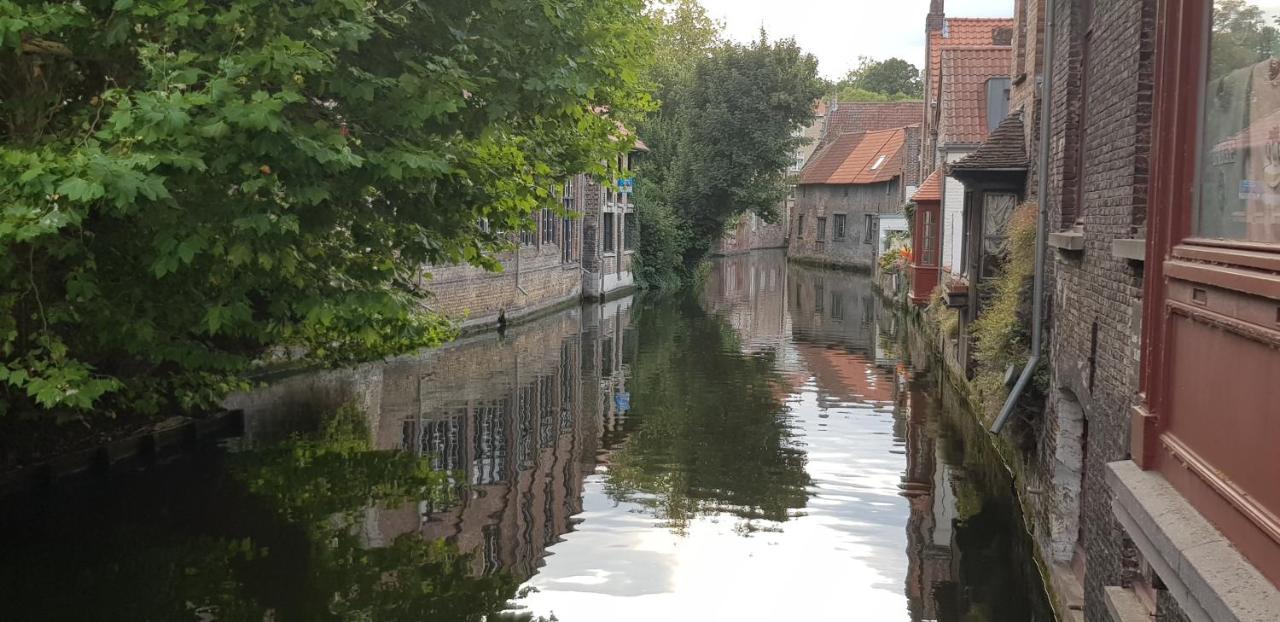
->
1139, 5, 1280, 585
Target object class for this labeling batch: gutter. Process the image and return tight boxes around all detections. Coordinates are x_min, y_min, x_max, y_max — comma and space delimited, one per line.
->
991, 0, 1055, 434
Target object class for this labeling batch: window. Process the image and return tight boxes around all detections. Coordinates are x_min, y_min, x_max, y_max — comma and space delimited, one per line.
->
797, 214, 805, 238
563, 178, 575, 212
542, 208, 557, 244
816, 217, 827, 241
922, 208, 937, 266
986, 77, 1012, 133
623, 212, 637, 250
870, 155, 887, 171
603, 212, 616, 253
1197, 0, 1280, 243
520, 224, 536, 246
864, 214, 876, 244
834, 214, 847, 239
562, 216, 575, 263
982, 193, 1018, 279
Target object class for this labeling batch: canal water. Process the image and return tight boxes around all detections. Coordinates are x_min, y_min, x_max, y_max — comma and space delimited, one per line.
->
0, 251, 1052, 621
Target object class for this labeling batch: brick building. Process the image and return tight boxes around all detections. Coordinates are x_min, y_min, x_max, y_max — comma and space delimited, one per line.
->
426, 146, 644, 331
789, 125, 921, 270
918, 0, 1280, 619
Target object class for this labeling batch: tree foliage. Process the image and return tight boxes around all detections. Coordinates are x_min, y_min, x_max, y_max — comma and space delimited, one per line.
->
1210, 0, 1280, 77
634, 19, 823, 287
835, 56, 922, 101
0, 0, 652, 416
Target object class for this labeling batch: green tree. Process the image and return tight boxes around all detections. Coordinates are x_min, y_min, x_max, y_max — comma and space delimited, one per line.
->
836, 56, 922, 101
634, 27, 822, 285
0, 1, 653, 416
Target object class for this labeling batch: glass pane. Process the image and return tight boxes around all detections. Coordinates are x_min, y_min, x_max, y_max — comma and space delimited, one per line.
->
1198, 0, 1280, 243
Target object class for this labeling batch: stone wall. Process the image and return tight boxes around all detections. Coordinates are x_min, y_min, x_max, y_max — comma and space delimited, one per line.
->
713, 210, 790, 256
789, 181, 902, 270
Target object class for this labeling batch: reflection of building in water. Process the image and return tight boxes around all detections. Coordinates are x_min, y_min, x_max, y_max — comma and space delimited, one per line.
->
226, 298, 637, 583
787, 263, 900, 406
899, 377, 958, 622
788, 264, 879, 350
703, 251, 791, 354
582, 297, 636, 458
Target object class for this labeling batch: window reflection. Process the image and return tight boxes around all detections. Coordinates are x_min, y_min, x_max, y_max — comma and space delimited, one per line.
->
1199, 0, 1280, 243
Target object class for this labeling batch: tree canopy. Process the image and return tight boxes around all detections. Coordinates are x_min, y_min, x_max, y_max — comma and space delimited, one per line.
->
835, 56, 922, 102
633, 15, 823, 286
0, 0, 652, 416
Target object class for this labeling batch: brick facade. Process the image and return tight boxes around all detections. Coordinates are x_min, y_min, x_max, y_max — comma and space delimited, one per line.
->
1041, 0, 1159, 619
425, 150, 641, 330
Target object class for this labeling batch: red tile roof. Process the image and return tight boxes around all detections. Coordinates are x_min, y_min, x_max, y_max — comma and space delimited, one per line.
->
800, 126, 915, 185
928, 18, 1015, 101
912, 169, 943, 202
824, 101, 923, 140
938, 46, 1012, 146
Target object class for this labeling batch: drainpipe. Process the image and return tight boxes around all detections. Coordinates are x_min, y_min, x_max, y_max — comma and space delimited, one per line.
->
515, 238, 529, 296
991, 0, 1055, 434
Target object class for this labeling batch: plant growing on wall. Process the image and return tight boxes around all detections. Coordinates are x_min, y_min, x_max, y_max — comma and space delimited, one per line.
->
0, 1, 653, 416
970, 203, 1046, 421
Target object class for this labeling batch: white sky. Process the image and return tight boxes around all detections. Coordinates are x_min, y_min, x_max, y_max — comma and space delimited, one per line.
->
696, 0, 1014, 79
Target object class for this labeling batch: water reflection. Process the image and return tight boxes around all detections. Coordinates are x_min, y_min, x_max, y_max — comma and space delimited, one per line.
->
0, 251, 1050, 621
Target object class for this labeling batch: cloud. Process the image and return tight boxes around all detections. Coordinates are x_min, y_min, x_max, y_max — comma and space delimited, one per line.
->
696, 0, 1013, 79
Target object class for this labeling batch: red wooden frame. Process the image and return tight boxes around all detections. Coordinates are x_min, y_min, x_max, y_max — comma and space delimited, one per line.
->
1137, 0, 1207, 463
1140, 0, 1280, 585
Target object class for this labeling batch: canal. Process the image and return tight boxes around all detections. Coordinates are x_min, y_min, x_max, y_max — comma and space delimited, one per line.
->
0, 251, 1052, 621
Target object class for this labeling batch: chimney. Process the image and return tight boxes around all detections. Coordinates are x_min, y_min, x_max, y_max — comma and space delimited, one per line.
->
926, 0, 945, 33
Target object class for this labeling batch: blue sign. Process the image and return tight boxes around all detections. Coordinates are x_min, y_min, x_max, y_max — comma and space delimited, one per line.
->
617, 178, 635, 195
614, 391, 631, 412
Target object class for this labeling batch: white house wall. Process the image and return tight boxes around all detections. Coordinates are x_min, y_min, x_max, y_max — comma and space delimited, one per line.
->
941, 149, 971, 275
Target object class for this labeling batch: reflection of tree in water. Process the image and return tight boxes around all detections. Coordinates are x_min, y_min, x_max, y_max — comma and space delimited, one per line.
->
222, 402, 520, 621
2, 403, 523, 621
603, 293, 810, 534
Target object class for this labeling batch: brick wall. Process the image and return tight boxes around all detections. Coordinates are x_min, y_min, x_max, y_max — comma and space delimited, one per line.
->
427, 245, 582, 330
1040, 0, 1160, 619
423, 173, 592, 330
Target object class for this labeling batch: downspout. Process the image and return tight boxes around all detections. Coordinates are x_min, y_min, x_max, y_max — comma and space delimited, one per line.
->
992, 0, 1056, 434
515, 235, 529, 296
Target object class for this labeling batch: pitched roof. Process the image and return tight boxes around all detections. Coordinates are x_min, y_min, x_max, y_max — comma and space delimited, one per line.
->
928, 18, 1015, 101
800, 126, 914, 185
824, 101, 923, 140
950, 111, 1028, 171
912, 169, 944, 202
938, 46, 1012, 146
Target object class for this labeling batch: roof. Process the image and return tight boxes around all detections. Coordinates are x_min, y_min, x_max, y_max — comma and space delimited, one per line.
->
928, 18, 1015, 101
912, 169, 944, 202
938, 46, 1012, 145
800, 126, 914, 185
950, 111, 1027, 171
824, 101, 923, 140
